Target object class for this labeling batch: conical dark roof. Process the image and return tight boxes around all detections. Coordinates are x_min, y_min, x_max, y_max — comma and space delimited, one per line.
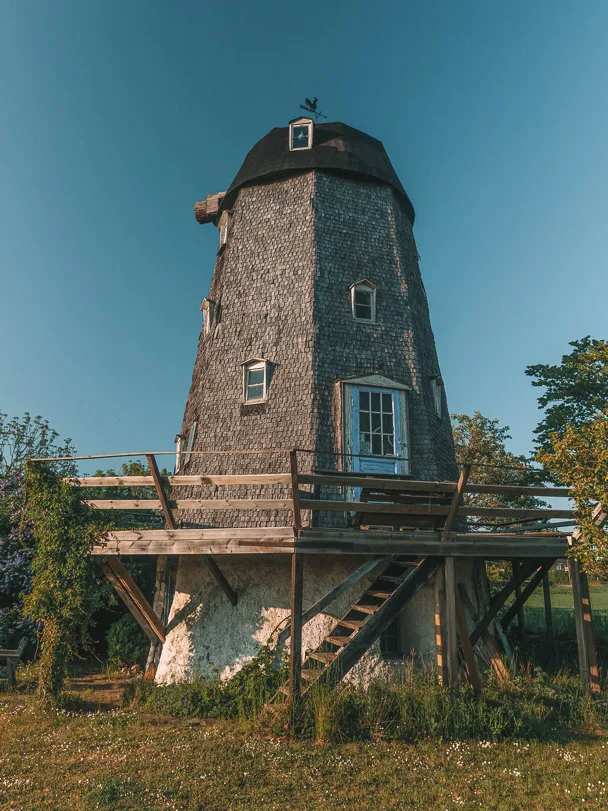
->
222, 121, 414, 223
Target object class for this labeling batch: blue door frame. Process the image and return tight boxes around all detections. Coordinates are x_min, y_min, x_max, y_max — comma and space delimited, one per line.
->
351, 386, 405, 476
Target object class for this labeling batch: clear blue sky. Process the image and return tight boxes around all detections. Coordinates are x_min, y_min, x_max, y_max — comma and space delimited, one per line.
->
1, 1, 606, 466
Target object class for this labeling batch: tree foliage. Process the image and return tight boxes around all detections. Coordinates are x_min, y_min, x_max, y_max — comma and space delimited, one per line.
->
22, 463, 107, 702
451, 412, 547, 526
525, 337, 608, 455
0, 411, 76, 476
537, 413, 608, 578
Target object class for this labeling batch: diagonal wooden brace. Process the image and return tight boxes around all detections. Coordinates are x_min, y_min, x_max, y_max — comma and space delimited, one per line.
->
103, 557, 165, 644
500, 561, 554, 630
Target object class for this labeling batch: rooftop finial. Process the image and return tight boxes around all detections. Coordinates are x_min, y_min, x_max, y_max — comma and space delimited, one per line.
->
300, 97, 327, 123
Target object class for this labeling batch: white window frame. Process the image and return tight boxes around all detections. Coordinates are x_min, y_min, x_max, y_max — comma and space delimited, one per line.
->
241, 357, 268, 403
174, 434, 182, 473
349, 280, 377, 323
184, 421, 197, 464
289, 117, 314, 151
218, 211, 231, 250
200, 298, 215, 336
430, 377, 443, 418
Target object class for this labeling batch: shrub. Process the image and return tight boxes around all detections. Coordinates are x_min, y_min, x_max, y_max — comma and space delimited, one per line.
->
107, 614, 149, 670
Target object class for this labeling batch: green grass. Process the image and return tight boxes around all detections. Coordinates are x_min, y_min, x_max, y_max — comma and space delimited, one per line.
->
1, 691, 608, 810
524, 584, 608, 611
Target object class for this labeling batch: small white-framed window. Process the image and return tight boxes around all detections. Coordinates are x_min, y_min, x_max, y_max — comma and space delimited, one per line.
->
218, 211, 231, 250
430, 377, 443, 417
184, 421, 197, 464
200, 298, 215, 336
350, 280, 377, 322
174, 434, 182, 473
289, 117, 314, 151
241, 358, 268, 403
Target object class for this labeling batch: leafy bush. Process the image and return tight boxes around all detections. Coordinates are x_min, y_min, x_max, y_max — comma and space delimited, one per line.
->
107, 614, 149, 670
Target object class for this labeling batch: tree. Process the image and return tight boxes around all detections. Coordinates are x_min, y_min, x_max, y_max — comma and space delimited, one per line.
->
451, 412, 547, 527
525, 337, 608, 455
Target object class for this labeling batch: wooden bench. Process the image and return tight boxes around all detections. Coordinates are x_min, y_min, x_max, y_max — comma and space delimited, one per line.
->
0, 639, 27, 687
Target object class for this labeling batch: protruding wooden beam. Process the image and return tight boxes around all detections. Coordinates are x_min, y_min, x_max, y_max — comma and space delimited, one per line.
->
146, 454, 176, 529
580, 573, 600, 694
103, 557, 165, 644
290, 449, 302, 535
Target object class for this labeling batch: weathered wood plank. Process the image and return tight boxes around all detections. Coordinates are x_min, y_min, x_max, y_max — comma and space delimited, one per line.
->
300, 500, 574, 519
85, 499, 294, 511
289, 551, 304, 709
455, 588, 481, 696
75, 474, 292, 487
298, 474, 571, 498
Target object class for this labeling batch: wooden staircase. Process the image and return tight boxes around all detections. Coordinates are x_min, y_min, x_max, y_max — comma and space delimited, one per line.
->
273, 555, 441, 701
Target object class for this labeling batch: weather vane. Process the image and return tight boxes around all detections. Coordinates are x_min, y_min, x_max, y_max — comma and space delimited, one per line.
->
299, 97, 327, 123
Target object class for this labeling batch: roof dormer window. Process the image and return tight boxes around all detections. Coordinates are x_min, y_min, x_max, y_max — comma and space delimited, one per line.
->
289, 117, 313, 151
200, 298, 215, 336
218, 211, 231, 250
241, 358, 269, 403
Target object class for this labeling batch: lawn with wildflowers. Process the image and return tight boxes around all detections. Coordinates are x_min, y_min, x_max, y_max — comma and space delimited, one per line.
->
1, 689, 608, 810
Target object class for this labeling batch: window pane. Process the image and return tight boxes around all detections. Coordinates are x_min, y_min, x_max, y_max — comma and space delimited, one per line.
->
383, 435, 394, 455
360, 434, 371, 454
382, 393, 392, 412
359, 411, 370, 432
371, 412, 381, 433
371, 392, 381, 412
359, 390, 370, 411
291, 126, 309, 148
247, 369, 264, 386
382, 413, 394, 433
372, 434, 382, 454
354, 290, 371, 305
354, 303, 372, 320
246, 383, 264, 400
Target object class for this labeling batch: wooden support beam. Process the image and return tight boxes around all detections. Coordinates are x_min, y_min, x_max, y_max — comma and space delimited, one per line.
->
542, 573, 554, 650
469, 559, 540, 646
568, 555, 590, 692
144, 554, 169, 679
289, 551, 304, 714
278, 556, 385, 646
501, 562, 553, 630
442, 464, 471, 688
455, 589, 481, 696
290, 449, 302, 535
146, 454, 176, 529
85, 499, 295, 511
580, 573, 600, 694
511, 561, 528, 658
434, 567, 449, 686
102, 557, 165, 644
77, 474, 293, 487
458, 584, 509, 681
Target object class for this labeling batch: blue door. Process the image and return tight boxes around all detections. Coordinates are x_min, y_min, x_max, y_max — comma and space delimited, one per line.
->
351, 387, 404, 476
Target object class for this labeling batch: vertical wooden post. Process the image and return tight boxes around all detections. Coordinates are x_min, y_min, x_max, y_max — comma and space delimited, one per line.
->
144, 554, 169, 679
568, 555, 590, 692
542, 572, 554, 651
445, 557, 459, 687
289, 449, 303, 718
580, 572, 600, 693
455, 590, 481, 696
512, 561, 528, 660
442, 463, 472, 688
434, 567, 448, 686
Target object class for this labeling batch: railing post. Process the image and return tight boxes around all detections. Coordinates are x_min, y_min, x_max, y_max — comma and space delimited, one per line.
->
288, 449, 303, 720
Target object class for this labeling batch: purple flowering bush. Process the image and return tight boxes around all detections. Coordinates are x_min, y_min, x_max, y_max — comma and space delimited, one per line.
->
0, 472, 37, 651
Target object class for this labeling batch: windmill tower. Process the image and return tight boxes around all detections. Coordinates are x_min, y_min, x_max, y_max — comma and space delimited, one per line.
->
156, 116, 485, 684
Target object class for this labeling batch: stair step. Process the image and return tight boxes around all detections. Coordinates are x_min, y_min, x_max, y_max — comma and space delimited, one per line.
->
326, 635, 352, 647
365, 590, 393, 599
309, 651, 338, 664
391, 560, 418, 567
377, 575, 407, 584
301, 669, 322, 682
336, 618, 366, 630
352, 604, 382, 615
